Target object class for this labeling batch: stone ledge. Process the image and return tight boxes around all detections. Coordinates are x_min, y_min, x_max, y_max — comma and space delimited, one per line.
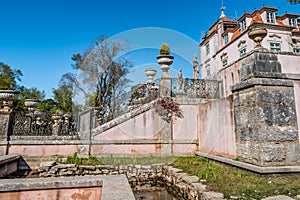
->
8, 140, 89, 145
91, 139, 198, 145
0, 175, 103, 192
196, 151, 300, 174
231, 78, 294, 92
101, 175, 135, 200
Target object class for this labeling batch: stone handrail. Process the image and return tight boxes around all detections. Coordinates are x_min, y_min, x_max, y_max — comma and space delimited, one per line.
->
92, 101, 154, 136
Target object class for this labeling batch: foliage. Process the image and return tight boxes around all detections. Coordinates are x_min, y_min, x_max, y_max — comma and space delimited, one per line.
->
66, 152, 102, 165
19, 86, 45, 100
38, 99, 57, 112
173, 156, 300, 199
13, 86, 46, 111
0, 62, 22, 90
160, 43, 170, 55
53, 84, 74, 113
61, 35, 132, 124
153, 97, 183, 123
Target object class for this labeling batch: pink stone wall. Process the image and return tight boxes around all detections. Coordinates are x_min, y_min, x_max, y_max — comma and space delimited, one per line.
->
172, 105, 199, 154
294, 81, 300, 142
94, 110, 159, 141
0, 187, 102, 200
220, 61, 242, 97
278, 54, 300, 74
91, 144, 158, 155
198, 98, 236, 158
8, 145, 78, 157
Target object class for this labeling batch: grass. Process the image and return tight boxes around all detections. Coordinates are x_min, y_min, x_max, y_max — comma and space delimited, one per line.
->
66, 152, 102, 165
65, 154, 300, 199
172, 156, 300, 199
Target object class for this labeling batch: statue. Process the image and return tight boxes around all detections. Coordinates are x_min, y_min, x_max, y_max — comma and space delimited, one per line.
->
178, 69, 183, 91
193, 54, 199, 80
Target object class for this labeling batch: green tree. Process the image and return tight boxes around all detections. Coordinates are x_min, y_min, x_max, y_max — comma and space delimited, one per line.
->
53, 84, 74, 113
14, 86, 46, 111
39, 99, 57, 112
61, 36, 132, 124
19, 86, 46, 100
0, 62, 22, 90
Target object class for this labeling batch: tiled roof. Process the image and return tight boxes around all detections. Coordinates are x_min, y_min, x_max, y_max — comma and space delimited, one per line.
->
230, 27, 241, 42
250, 11, 264, 25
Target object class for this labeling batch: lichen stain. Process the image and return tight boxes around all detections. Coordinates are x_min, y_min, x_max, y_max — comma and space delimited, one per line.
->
71, 191, 92, 200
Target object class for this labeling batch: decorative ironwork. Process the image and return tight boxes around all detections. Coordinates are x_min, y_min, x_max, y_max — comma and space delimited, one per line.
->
11, 110, 78, 136
12, 111, 53, 136
171, 78, 220, 99
57, 114, 78, 136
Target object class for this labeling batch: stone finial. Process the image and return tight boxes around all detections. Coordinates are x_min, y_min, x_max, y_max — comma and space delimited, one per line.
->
160, 43, 170, 55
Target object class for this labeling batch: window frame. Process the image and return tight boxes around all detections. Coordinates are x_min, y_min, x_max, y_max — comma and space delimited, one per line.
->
294, 48, 300, 54
289, 18, 297, 27
270, 42, 281, 52
240, 19, 247, 31
222, 59, 228, 67
206, 43, 210, 55
266, 12, 275, 23
224, 33, 229, 44
239, 48, 247, 57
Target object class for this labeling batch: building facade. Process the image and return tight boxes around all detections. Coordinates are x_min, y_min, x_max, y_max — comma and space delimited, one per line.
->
200, 6, 300, 84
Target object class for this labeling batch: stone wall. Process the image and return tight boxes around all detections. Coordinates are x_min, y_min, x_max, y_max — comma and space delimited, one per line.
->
35, 162, 224, 200
232, 50, 300, 166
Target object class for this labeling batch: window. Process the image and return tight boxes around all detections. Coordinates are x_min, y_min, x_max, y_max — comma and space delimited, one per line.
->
266, 12, 275, 23
289, 18, 297, 27
270, 42, 281, 51
240, 19, 247, 31
222, 59, 228, 67
206, 43, 210, 55
294, 48, 300, 54
240, 48, 246, 57
207, 69, 211, 77
224, 33, 229, 44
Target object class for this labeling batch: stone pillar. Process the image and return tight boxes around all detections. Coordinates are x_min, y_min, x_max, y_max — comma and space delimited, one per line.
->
232, 50, 299, 166
156, 44, 174, 154
0, 90, 19, 156
77, 108, 98, 158
0, 111, 13, 156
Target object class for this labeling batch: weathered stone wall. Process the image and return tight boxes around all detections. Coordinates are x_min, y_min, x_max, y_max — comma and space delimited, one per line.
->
232, 51, 300, 166
35, 162, 224, 200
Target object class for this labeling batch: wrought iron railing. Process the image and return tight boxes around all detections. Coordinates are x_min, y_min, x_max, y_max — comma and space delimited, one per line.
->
11, 110, 78, 136
171, 78, 221, 99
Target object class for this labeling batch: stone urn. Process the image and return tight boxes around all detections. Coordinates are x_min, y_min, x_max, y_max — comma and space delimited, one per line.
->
157, 43, 174, 78
248, 27, 267, 48
0, 90, 19, 112
24, 99, 41, 112
157, 55, 174, 78
145, 68, 157, 84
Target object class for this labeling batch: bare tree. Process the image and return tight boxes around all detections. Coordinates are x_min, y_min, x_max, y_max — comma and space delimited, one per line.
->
61, 36, 132, 124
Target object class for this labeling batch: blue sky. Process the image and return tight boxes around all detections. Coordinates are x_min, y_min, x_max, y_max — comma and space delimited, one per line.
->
1, 0, 299, 98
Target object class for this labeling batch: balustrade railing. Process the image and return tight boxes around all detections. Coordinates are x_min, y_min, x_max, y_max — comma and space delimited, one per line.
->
12, 110, 78, 136
171, 78, 221, 99
127, 80, 159, 110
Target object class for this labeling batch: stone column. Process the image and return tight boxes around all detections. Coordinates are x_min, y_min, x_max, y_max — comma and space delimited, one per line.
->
77, 108, 99, 158
0, 90, 19, 156
0, 111, 13, 155
232, 50, 299, 166
156, 44, 174, 154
